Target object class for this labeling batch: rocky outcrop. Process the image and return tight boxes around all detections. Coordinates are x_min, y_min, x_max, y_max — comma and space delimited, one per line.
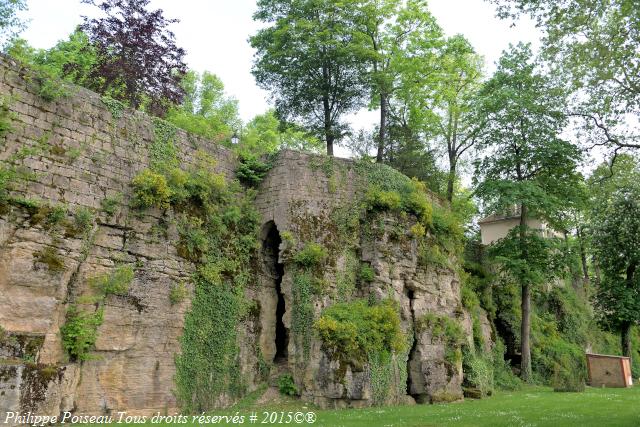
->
0, 54, 491, 419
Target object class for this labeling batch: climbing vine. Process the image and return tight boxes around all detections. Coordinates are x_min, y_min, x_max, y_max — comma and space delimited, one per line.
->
150, 117, 179, 170
131, 147, 260, 412
291, 270, 315, 363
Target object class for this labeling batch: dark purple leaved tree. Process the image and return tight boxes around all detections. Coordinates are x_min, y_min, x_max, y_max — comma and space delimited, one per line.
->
81, 0, 187, 116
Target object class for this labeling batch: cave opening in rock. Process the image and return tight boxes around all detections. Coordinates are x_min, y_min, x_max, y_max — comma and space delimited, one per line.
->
262, 221, 288, 363
405, 288, 419, 397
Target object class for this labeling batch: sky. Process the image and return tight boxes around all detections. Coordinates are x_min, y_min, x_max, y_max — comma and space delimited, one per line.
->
19, 0, 540, 158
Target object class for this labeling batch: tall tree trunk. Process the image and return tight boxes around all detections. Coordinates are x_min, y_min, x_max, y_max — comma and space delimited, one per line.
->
576, 226, 590, 287
446, 159, 456, 202
519, 203, 532, 382
621, 321, 632, 358
376, 91, 387, 163
323, 95, 333, 156
621, 262, 637, 358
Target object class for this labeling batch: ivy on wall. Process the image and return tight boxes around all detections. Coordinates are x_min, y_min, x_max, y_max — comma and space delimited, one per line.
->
131, 127, 260, 412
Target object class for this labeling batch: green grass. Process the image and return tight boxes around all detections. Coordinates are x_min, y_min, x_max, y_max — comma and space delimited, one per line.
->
78, 386, 640, 426
313, 387, 640, 427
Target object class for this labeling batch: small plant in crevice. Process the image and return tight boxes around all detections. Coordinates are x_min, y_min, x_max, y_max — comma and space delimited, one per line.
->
89, 265, 134, 297
60, 305, 103, 362
101, 96, 126, 120
359, 263, 375, 283
0, 96, 14, 138
277, 374, 298, 396
169, 281, 188, 305
100, 193, 122, 217
69, 207, 94, 236
33, 246, 66, 273
293, 242, 327, 268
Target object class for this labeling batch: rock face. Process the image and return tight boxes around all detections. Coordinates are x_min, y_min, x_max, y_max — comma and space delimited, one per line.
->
0, 54, 492, 419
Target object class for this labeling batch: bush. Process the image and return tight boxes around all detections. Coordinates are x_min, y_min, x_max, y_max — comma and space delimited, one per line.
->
359, 263, 375, 282
177, 216, 209, 261
293, 242, 327, 267
492, 338, 523, 391
315, 299, 405, 365
552, 362, 586, 392
410, 223, 426, 238
60, 305, 104, 361
401, 179, 433, 225
132, 169, 172, 209
431, 206, 464, 252
236, 155, 272, 186
89, 265, 134, 297
73, 207, 94, 235
462, 346, 494, 396
277, 374, 298, 396
101, 193, 122, 216
365, 186, 402, 211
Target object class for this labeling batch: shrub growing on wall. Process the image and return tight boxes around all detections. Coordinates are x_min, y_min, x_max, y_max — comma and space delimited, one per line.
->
315, 299, 405, 366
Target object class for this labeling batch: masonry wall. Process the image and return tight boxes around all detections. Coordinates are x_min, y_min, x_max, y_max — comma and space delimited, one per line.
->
0, 54, 236, 418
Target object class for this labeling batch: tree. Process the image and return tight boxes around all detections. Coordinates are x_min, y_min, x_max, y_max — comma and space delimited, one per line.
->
382, 100, 446, 192
591, 186, 640, 358
0, 0, 26, 47
81, 0, 187, 116
6, 29, 98, 88
166, 71, 240, 142
473, 43, 582, 381
490, 0, 640, 159
250, 0, 367, 156
241, 110, 322, 156
351, 0, 442, 163
426, 35, 484, 202
350, 0, 401, 162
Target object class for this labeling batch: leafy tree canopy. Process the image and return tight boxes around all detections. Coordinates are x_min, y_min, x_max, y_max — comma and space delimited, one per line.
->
81, 0, 187, 116
473, 43, 582, 221
490, 0, 640, 156
0, 0, 26, 47
166, 71, 241, 143
240, 110, 323, 156
6, 29, 98, 88
250, 0, 368, 155
591, 186, 640, 347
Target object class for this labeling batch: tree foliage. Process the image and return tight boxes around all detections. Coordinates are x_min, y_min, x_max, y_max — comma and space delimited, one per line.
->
251, 0, 368, 155
241, 110, 323, 156
490, 0, 640, 157
166, 71, 240, 142
591, 183, 640, 357
81, 0, 187, 116
0, 0, 26, 47
7, 29, 98, 88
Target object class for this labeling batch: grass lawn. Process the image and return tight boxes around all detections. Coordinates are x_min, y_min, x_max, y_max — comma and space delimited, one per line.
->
311, 386, 640, 427
73, 386, 639, 426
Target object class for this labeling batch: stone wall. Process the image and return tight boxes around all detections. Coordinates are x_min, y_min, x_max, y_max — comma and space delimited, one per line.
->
0, 53, 235, 419
0, 53, 492, 419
